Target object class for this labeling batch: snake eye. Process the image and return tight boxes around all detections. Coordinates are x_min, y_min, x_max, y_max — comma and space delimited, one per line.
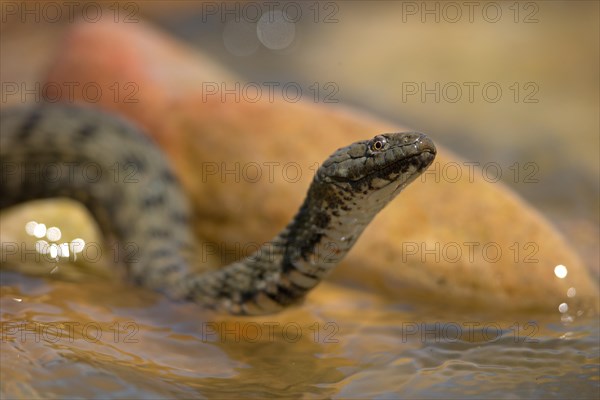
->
370, 136, 387, 152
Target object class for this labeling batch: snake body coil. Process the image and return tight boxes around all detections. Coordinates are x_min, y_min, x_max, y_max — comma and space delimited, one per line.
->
0, 105, 436, 314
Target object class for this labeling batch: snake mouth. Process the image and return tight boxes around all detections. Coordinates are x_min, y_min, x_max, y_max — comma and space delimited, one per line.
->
374, 150, 435, 186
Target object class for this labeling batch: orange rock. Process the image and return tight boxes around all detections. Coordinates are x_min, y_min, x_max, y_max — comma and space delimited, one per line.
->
41, 18, 597, 313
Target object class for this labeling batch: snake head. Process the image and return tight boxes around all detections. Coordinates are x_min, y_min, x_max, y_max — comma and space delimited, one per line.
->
317, 132, 436, 196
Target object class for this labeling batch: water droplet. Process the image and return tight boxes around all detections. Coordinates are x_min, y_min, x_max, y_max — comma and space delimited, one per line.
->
558, 302, 568, 313
25, 221, 38, 235
59, 243, 70, 258
70, 238, 85, 254
257, 10, 295, 50
46, 226, 62, 241
554, 264, 568, 279
33, 223, 47, 238
49, 243, 59, 259
36, 240, 50, 254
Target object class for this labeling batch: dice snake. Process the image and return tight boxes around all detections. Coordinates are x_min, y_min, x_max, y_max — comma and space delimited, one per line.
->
0, 104, 436, 314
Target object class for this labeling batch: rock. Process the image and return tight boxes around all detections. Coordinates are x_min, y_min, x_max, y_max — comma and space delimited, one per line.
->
19, 18, 598, 313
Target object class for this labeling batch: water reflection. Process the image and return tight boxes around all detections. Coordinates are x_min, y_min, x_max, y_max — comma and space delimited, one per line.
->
1, 269, 598, 399
554, 264, 568, 279
23, 220, 86, 263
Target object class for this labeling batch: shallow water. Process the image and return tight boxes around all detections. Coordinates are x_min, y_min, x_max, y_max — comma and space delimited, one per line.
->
1, 264, 598, 399
0, 198, 598, 399
1, 2, 599, 398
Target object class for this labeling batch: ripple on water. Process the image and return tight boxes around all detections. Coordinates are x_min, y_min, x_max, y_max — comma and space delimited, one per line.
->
1, 268, 598, 399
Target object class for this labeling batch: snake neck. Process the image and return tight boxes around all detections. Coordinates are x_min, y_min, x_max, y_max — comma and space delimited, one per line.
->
181, 178, 376, 314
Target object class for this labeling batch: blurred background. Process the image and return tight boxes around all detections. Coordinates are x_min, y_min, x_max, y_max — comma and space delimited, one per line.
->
160, 1, 600, 275
2, 1, 598, 274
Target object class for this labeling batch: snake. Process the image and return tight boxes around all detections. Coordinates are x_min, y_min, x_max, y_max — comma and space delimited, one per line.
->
0, 104, 436, 315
